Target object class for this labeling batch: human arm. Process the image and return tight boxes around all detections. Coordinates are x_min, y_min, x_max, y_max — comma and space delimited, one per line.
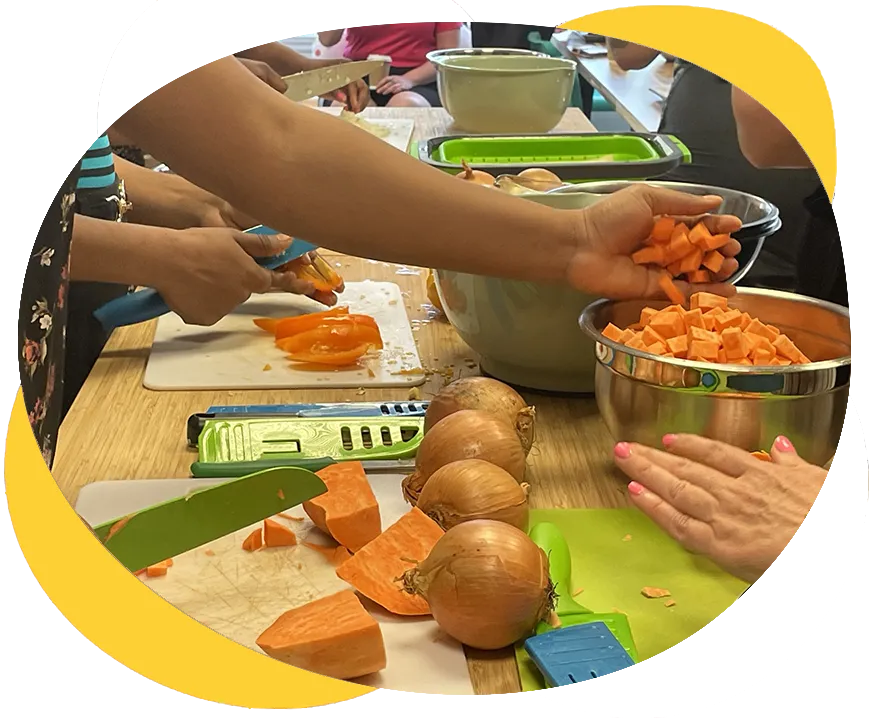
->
731, 87, 811, 169
606, 37, 660, 70
112, 57, 741, 300
318, 31, 345, 48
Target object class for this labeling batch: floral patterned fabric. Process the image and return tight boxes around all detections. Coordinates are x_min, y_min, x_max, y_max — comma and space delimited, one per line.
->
20, 169, 78, 468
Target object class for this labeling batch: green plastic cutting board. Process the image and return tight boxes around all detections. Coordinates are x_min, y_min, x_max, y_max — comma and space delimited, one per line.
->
517, 508, 747, 691
198, 416, 425, 464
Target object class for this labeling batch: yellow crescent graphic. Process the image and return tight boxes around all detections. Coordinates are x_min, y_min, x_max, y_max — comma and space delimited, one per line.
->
559, 5, 839, 201
5, 390, 374, 710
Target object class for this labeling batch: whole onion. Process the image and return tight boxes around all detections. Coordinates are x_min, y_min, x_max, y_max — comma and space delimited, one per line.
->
402, 410, 526, 505
424, 377, 536, 455
416, 460, 530, 531
401, 520, 553, 650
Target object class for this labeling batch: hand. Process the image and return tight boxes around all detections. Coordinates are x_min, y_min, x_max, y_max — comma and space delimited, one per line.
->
237, 58, 287, 93
571, 184, 743, 300
306, 58, 371, 112
375, 74, 414, 95
156, 228, 333, 325
613, 434, 827, 583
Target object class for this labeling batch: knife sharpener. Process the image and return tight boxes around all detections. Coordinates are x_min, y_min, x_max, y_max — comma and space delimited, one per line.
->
93, 225, 318, 331
524, 622, 635, 687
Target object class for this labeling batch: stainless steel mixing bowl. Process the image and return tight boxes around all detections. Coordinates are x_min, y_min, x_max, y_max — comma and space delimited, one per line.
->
578, 288, 851, 465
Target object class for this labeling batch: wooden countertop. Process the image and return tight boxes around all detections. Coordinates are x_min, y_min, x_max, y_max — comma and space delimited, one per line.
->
52, 107, 625, 696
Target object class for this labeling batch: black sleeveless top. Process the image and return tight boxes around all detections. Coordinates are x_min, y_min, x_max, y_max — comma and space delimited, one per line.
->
795, 186, 846, 307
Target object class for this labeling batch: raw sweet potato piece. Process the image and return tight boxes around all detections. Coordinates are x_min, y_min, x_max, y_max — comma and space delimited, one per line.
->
303, 462, 382, 553
714, 309, 743, 332
650, 216, 676, 243
264, 518, 297, 548
702, 250, 725, 274
695, 233, 730, 252
625, 334, 647, 350
682, 308, 704, 331
690, 292, 728, 312
256, 590, 386, 680
772, 334, 804, 363
679, 247, 703, 274
687, 221, 713, 247
602, 323, 624, 342
640, 307, 658, 326
687, 269, 711, 283
645, 341, 667, 355
751, 450, 772, 462
689, 340, 719, 361
146, 559, 173, 578
663, 234, 694, 264
336, 508, 444, 616
302, 542, 353, 566
642, 325, 667, 347
746, 318, 778, 343
649, 311, 685, 339
632, 245, 666, 265
666, 334, 689, 358
721, 328, 749, 360
659, 274, 686, 305
242, 529, 264, 552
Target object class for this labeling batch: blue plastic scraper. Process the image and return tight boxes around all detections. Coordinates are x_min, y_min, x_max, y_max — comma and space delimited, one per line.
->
524, 621, 635, 688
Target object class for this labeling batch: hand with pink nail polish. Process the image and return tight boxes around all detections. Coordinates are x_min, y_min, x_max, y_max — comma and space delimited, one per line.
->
612, 434, 828, 584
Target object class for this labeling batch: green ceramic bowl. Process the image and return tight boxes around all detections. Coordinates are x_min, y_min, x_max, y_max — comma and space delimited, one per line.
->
428, 49, 577, 134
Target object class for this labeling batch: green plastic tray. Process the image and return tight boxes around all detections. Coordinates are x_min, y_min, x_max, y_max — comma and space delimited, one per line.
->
416, 132, 691, 181
197, 416, 424, 464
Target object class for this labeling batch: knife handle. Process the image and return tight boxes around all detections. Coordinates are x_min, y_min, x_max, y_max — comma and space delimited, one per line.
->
529, 522, 592, 614
190, 457, 337, 478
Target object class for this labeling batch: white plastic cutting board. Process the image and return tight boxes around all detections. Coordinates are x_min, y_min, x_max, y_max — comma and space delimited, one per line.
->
144, 281, 425, 391
75, 474, 474, 695
316, 106, 414, 152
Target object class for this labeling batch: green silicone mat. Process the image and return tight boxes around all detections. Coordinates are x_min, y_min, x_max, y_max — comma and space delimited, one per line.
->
198, 416, 425, 464
517, 508, 747, 691
433, 134, 661, 164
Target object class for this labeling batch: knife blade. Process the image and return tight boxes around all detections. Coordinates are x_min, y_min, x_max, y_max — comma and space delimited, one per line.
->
189, 457, 416, 479
92, 225, 317, 332
93, 467, 326, 573
282, 60, 385, 102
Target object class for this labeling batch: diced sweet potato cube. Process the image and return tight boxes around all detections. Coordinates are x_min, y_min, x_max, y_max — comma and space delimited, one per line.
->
688, 340, 719, 361
695, 233, 731, 252
739, 313, 752, 330
642, 325, 667, 348
659, 274, 686, 305
645, 341, 668, 355
602, 323, 624, 342
679, 248, 703, 274
666, 261, 683, 277
632, 245, 666, 265
690, 292, 729, 312
772, 334, 803, 363
687, 269, 711, 283
770, 356, 792, 366
702, 250, 725, 274
651, 216, 676, 243
640, 307, 658, 326
666, 335, 689, 358
742, 332, 763, 351
626, 334, 647, 350
689, 326, 720, 345
664, 234, 694, 264
619, 328, 637, 343
717, 347, 728, 363
746, 318, 778, 342
649, 311, 685, 339
682, 308, 704, 330
721, 327, 749, 360
687, 220, 713, 246
660, 304, 681, 313
752, 348, 775, 366
715, 309, 744, 332
670, 222, 690, 242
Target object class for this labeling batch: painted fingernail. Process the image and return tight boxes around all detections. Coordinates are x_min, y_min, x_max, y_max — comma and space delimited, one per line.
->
613, 442, 632, 459
627, 481, 645, 496
774, 435, 795, 452
662, 434, 677, 447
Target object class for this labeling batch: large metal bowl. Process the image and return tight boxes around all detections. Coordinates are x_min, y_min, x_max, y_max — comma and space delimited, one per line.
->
549, 181, 782, 284
435, 182, 779, 394
428, 49, 576, 133
579, 288, 850, 465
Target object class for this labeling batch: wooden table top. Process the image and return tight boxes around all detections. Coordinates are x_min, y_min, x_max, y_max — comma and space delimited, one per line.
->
52, 107, 624, 696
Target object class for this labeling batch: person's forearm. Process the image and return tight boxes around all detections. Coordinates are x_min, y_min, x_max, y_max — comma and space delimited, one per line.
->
318, 30, 345, 48
606, 38, 659, 70
731, 87, 811, 169
114, 58, 576, 283
113, 155, 216, 228
402, 62, 436, 87
236, 42, 310, 76
69, 214, 175, 285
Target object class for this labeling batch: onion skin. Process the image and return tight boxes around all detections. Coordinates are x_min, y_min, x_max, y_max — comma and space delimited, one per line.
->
424, 377, 536, 455
416, 459, 530, 531
403, 410, 527, 505
401, 520, 553, 650
518, 167, 562, 187
457, 160, 496, 186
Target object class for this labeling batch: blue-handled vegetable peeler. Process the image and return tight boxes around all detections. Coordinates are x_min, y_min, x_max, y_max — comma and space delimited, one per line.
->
92, 226, 318, 332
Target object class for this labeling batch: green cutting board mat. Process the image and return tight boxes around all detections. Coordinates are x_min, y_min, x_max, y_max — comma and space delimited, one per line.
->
518, 508, 747, 691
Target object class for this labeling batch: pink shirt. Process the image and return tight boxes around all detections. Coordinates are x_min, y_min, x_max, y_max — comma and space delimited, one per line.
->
344, 23, 463, 68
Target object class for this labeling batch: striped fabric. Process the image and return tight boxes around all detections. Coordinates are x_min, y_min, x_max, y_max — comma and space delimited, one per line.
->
77, 134, 117, 190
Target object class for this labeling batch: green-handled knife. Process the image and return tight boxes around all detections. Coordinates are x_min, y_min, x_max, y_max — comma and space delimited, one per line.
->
92, 467, 326, 574
530, 522, 638, 660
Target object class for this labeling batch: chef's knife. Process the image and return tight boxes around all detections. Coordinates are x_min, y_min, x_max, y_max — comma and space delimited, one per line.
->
282, 60, 385, 102
92, 225, 318, 331
190, 457, 416, 479
93, 466, 326, 573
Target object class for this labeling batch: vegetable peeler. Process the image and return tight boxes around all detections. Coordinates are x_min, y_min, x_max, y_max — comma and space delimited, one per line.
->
516, 522, 639, 688
92, 225, 318, 331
